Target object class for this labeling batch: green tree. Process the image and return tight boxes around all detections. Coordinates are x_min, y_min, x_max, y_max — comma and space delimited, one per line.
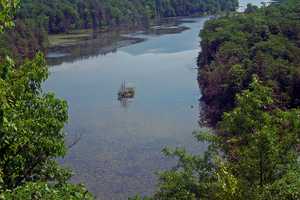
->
0, 0, 20, 32
198, 0, 300, 125
0, 0, 239, 60
0, 1, 93, 199
244, 3, 259, 13
144, 77, 300, 200
0, 45, 93, 200
219, 76, 300, 199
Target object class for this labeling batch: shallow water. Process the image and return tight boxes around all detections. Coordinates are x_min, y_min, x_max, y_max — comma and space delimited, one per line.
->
44, 1, 269, 199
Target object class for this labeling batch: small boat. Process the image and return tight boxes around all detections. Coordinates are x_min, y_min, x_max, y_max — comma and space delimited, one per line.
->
118, 81, 135, 100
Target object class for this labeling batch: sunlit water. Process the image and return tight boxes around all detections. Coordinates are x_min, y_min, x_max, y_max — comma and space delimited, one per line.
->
45, 17, 207, 199
44, 1, 269, 199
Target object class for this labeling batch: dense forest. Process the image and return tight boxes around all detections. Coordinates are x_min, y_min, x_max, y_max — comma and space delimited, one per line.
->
198, 0, 300, 125
18, 0, 238, 33
0, 0, 238, 61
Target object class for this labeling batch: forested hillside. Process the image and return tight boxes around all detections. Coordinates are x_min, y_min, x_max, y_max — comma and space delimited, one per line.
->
0, 0, 238, 60
18, 0, 238, 33
198, 0, 300, 125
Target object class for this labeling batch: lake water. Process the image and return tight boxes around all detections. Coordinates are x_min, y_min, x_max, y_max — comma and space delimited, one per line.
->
45, 17, 207, 199
44, 1, 269, 199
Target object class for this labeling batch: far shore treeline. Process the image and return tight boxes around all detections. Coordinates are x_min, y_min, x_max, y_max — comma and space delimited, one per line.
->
0, 0, 238, 61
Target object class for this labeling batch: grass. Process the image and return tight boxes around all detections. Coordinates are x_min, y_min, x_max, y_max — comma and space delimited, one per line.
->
48, 29, 94, 47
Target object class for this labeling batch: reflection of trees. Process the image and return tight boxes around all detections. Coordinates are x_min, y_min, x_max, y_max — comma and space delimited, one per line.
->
46, 18, 193, 66
47, 31, 144, 66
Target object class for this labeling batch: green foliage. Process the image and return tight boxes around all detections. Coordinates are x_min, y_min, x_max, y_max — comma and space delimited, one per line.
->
258, 170, 300, 200
198, 0, 300, 125
145, 77, 300, 199
0, 0, 238, 60
16, 0, 238, 34
218, 77, 300, 198
0, 0, 20, 32
138, 1, 300, 199
0, 53, 94, 199
1, 182, 93, 200
0, 2, 93, 198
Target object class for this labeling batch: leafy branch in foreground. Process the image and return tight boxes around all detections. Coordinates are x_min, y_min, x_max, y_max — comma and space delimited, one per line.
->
0, 54, 94, 199
0, 1, 93, 198
0, 0, 20, 32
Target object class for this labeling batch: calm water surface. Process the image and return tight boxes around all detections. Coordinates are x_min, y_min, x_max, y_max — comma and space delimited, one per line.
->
45, 18, 207, 199
44, 1, 268, 199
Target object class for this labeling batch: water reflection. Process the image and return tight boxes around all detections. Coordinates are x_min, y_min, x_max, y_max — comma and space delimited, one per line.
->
122, 17, 209, 56
119, 98, 133, 108
43, 0, 269, 197
46, 18, 203, 66
47, 32, 144, 66
44, 18, 206, 200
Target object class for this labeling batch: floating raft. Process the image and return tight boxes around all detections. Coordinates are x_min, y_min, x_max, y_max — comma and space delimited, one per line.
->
118, 82, 135, 99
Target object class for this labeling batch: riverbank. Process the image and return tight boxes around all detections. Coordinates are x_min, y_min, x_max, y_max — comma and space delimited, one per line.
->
48, 18, 191, 48
46, 18, 192, 66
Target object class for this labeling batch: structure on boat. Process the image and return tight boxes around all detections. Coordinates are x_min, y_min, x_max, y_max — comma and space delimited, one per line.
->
118, 81, 135, 100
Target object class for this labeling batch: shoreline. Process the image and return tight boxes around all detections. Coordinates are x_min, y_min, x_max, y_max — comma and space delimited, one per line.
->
46, 18, 193, 66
